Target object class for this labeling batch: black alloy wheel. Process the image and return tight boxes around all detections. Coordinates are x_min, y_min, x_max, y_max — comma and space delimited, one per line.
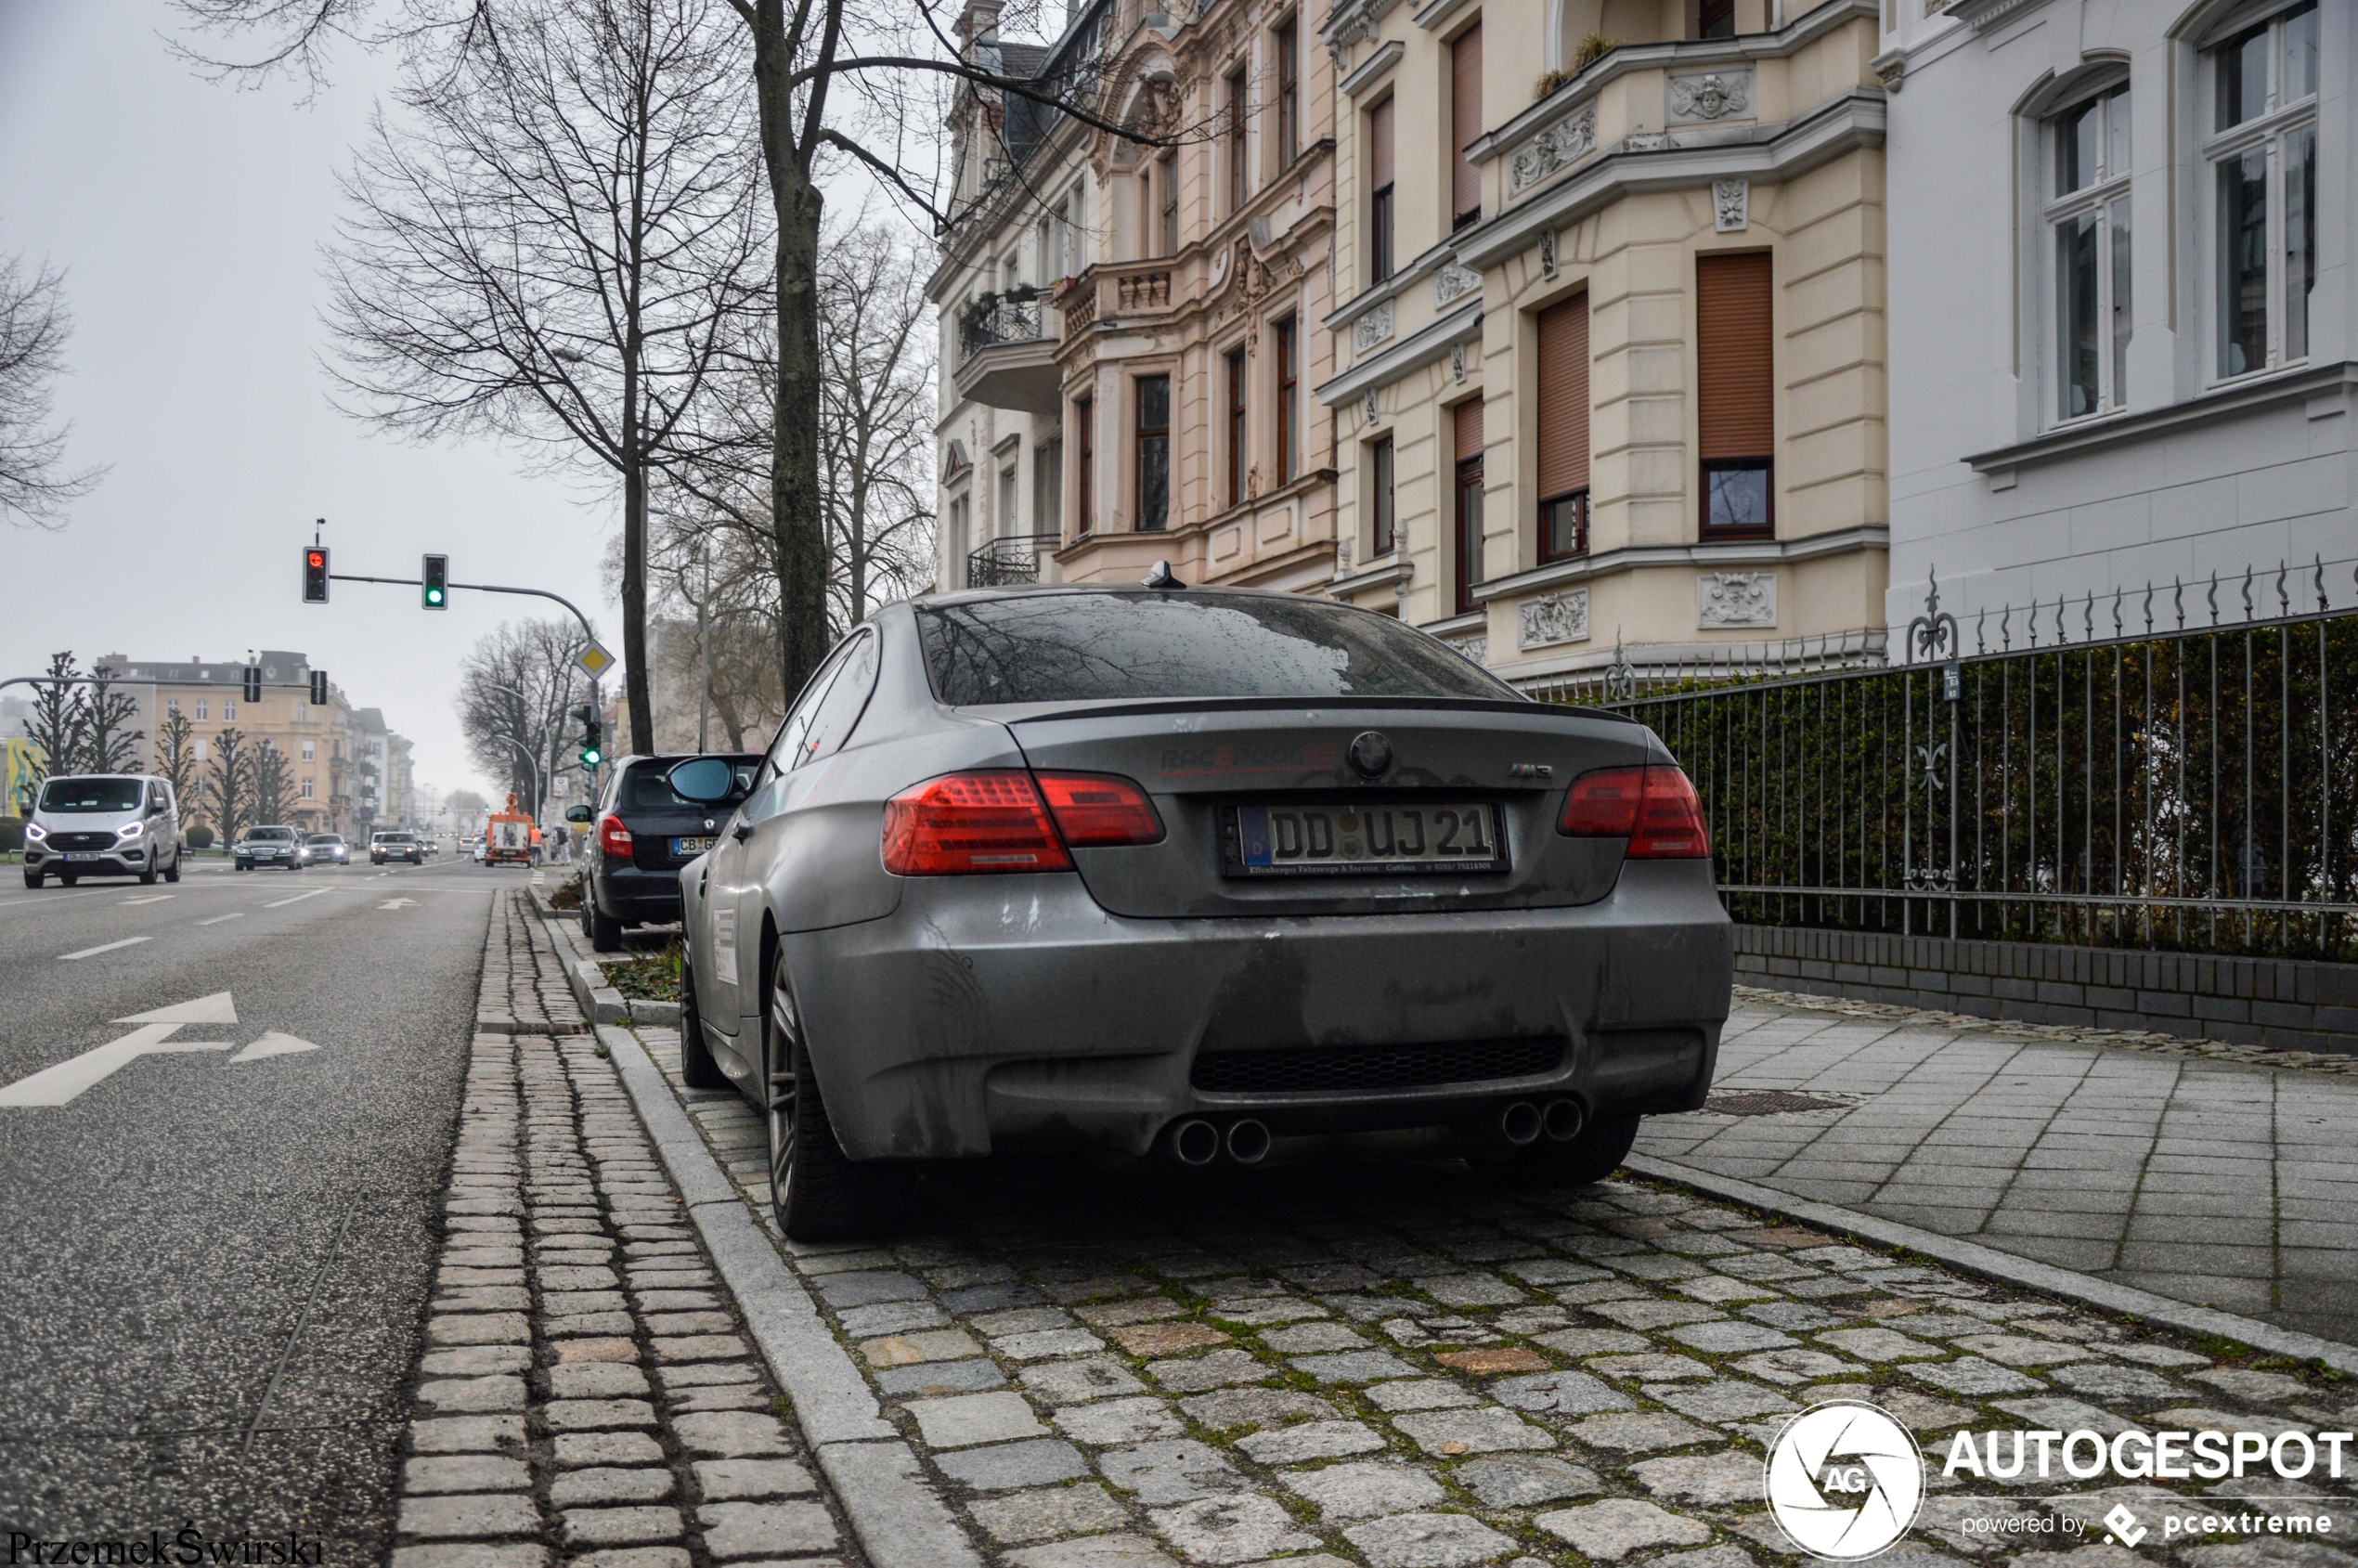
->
763, 951, 911, 1242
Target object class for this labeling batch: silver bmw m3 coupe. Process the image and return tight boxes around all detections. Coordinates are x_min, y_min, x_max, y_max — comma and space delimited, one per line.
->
669, 582, 1731, 1239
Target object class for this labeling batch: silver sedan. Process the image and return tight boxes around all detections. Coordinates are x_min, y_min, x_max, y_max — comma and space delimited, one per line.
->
670, 583, 1731, 1240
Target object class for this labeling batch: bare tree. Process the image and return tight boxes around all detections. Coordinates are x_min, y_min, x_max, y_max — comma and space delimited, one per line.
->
459, 618, 586, 813
22, 653, 83, 786
173, 0, 1185, 707
209, 727, 253, 841
253, 741, 295, 827
320, 0, 765, 755
156, 707, 204, 828
0, 244, 107, 528
79, 669, 146, 773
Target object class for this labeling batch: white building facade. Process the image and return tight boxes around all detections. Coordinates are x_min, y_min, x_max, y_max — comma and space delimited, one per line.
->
1881, 0, 2352, 628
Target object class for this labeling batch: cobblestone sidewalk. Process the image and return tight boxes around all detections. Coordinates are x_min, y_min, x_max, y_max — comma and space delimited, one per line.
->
1639, 997, 2358, 1340
390, 892, 855, 1568
632, 1017, 2358, 1568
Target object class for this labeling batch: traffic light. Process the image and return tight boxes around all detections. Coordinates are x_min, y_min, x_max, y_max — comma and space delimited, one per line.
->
310, 669, 330, 705
574, 704, 602, 769
303, 547, 330, 603
242, 665, 262, 702
422, 553, 449, 610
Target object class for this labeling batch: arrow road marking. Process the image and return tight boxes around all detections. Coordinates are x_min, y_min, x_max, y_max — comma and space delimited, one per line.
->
378, 898, 419, 910
58, 937, 150, 961
0, 1024, 230, 1106
265, 888, 331, 909
229, 1032, 320, 1063
119, 991, 239, 1024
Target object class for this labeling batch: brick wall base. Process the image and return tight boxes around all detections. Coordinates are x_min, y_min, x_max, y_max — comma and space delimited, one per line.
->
1732, 925, 2358, 1056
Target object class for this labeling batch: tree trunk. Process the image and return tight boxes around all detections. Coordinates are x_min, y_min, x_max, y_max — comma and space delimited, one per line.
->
752, 0, 829, 703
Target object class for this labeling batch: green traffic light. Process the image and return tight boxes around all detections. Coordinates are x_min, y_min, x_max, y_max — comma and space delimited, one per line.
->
581, 748, 601, 766
426, 588, 445, 604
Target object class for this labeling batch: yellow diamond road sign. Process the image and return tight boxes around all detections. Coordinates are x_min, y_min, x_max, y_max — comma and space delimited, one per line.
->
576, 641, 616, 680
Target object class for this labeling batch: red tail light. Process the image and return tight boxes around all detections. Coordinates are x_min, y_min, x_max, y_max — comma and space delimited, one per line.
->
599, 814, 633, 858
1559, 764, 1710, 859
1036, 772, 1164, 847
883, 771, 1075, 875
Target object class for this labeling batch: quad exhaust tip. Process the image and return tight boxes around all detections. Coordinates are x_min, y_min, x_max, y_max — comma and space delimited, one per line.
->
1171, 1119, 1221, 1166
1498, 1101, 1543, 1147
1544, 1097, 1586, 1143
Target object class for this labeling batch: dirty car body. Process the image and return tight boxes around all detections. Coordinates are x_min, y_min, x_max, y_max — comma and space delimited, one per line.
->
676, 586, 1731, 1184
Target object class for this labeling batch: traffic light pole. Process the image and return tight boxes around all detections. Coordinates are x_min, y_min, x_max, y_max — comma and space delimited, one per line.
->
325, 573, 602, 650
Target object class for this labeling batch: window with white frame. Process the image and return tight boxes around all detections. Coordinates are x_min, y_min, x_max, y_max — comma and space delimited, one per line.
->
2046, 81, 2131, 422
2205, 0, 2318, 381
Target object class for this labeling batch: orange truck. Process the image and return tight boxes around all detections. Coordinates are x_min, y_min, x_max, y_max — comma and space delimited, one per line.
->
485, 794, 536, 867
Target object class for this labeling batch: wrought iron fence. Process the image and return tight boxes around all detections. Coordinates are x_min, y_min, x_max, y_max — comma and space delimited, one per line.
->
966, 533, 1063, 588
1548, 559, 2358, 960
957, 293, 1046, 363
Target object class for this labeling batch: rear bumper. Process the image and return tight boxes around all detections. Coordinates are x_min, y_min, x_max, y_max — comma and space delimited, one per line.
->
594, 862, 685, 923
780, 861, 1731, 1160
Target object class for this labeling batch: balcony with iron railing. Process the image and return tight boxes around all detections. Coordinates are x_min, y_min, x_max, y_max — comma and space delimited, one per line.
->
965, 533, 1064, 588
952, 290, 1059, 417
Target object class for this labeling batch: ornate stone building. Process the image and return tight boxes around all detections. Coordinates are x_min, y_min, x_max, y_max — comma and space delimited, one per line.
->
931, 0, 1341, 592
1317, 0, 1892, 680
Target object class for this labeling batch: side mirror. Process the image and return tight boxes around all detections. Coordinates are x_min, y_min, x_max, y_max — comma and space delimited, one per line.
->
564, 805, 592, 824
667, 757, 742, 806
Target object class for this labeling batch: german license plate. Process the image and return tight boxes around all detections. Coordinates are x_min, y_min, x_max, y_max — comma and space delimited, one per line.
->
1220, 802, 1509, 877
672, 836, 716, 857
66, 851, 104, 862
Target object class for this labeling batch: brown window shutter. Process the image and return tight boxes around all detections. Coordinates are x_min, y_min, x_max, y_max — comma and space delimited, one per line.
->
1451, 27, 1483, 222
1455, 398, 1484, 463
1535, 293, 1588, 499
1696, 252, 1774, 460
1367, 97, 1394, 190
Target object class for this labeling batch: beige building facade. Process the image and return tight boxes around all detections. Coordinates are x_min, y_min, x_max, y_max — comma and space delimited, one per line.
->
933, 0, 1342, 594
1318, 0, 1892, 680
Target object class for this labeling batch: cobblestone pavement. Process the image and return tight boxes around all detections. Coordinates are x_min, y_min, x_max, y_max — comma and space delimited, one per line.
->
633, 1017, 2358, 1568
1639, 996, 2358, 1341
390, 893, 855, 1568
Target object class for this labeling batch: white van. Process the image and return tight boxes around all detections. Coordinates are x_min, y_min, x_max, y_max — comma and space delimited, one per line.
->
23, 774, 184, 888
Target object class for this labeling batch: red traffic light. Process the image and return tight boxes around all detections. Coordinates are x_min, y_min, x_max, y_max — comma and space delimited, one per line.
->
307, 551, 325, 568
303, 544, 330, 603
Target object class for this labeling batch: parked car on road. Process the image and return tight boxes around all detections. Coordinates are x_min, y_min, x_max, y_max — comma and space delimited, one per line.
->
370, 830, 423, 865
235, 825, 303, 872
301, 833, 349, 867
667, 584, 1732, 1239
21, 773, 184, 888
569, 752, 761, 953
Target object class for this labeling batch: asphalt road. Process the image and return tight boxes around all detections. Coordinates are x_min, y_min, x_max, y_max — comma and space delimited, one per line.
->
0, 853, 505, 1561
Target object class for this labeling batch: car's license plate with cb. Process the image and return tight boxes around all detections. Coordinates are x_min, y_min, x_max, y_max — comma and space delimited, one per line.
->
672, 836, 716, 857
1220, 802, 1509, 877
66, 851, 103, 862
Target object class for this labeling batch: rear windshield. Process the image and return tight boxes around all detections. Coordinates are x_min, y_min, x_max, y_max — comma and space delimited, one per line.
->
39, 777, 144, 812
916, 592, 1515, 706
245, 827, 295, 842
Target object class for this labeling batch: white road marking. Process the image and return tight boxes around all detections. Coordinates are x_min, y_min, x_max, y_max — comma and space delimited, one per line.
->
122, 894, 175, 905
264, 888, 331, 909
58, 937, 151, 961
229, 1031, 319, 1063
196, 913, 245, 926
119, 992, 238, 1025
0, 1022, 230, 1106
377, 898, 419, 910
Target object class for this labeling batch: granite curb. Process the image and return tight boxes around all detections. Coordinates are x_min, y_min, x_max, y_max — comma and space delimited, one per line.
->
595, 1023, 984, 1568
531, 888, 680, 1029
1626, 1151, 2358, 1376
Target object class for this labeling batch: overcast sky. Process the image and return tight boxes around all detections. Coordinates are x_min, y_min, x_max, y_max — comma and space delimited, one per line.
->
0, 1, 622, 803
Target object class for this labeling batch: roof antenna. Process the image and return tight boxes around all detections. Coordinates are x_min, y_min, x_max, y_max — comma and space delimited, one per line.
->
1140, 560, 1185, 590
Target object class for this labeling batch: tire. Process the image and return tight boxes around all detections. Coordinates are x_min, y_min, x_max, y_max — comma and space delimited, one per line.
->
58, 872, 79, 887
764, 951, 913, 1241
163, 854, 180, 884
1486, 1112, 1642, 1188
677, 955, 730, 1091
590, 901, 624, 952
23, 869, 41, 889
139, 863, 157, 886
